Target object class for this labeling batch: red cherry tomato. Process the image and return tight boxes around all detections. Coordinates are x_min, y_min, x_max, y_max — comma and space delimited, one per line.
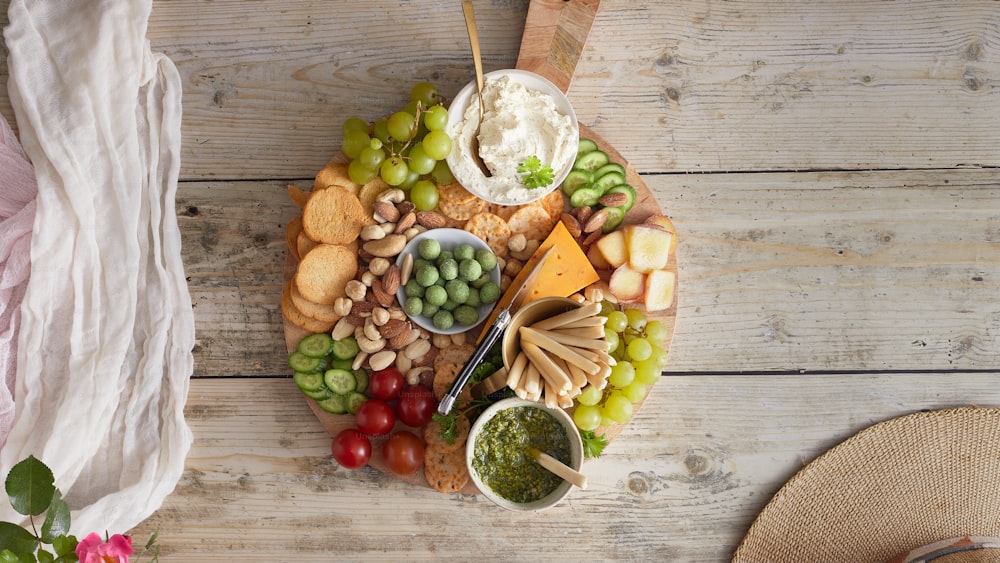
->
396, 385, 436, 427
355, 399, 395, 436
331, 429, 371, 469
382, 431, 425, 475
369, 366, 404, 401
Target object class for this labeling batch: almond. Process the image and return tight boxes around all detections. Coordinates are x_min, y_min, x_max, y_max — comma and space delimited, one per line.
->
574, 205, 593, 225
370, 278, 395, 307
561, 212, 582, 238
381, 263, 402, 294
380, 318, 410, 339
373, 200, 400, 223
351, 300, 375, 315
583, 208, 609, 233
599, 192, 629, 207
394, 211, 417, 234
389, 326, 413, 350
416, 210, 447, 229
396, 200, 417, 216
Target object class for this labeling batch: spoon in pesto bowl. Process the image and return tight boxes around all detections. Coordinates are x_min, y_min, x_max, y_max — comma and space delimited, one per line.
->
526, 446, 588, 489
461, 1, 492, 178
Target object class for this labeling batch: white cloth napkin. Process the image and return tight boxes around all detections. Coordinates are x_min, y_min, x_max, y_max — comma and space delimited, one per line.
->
1, 0, 194, 536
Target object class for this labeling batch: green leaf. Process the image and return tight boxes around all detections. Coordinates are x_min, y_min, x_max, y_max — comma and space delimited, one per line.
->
0, 522, 38, 557
0, 550, 21, 563
5, 456, 55, 516
35, 550, 53, 563
50, 536, 76, 558
40, 491, 70, 544
580, 430, 608, 458
517, 156, 554, 190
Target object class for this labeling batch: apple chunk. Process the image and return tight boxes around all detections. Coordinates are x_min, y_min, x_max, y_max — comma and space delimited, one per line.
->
644, 269, 676, 312
624, 224, 673, 273
643, 214, 679, 255
594, 230, 628, 268
608, 264, 646, 302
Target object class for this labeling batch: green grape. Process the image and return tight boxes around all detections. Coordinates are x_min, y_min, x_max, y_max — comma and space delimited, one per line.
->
602, 393, 633, 423
341, 129, 370, 160
598, 299, 615, 316
576, 385, 603, 406
404, 100, 419, 116
650, 345, 669, 368
422, 130, 452, 160
373, 119, 391, 143
358, 146, 386, 170
410, 180, 439, 211
410, 82, 441, 107
407, 142, 436, 175
398, 169, 420, 190
379, 157, 409, 186
387, 111, 416, 142
601, 416, 617, 428
624, 308, 647, 331
626, 338, 653, 362
604, 328, 620, 354
621, 381, 648, 403
423, 104, 448, 131
347, 159, 377, 184
342, 117, 369, 135
608, 362, 635, 388
431, 160, 454, 184
644, 320, 668, 344
573, 404, 602, 431
605, 310, 628, 333
369, 138, 383, 150
634, 359, 661, 385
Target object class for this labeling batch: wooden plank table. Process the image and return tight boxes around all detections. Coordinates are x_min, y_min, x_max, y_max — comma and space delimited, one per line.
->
2, 0, 999, 560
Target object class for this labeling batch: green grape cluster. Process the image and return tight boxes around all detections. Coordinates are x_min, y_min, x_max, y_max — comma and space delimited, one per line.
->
340, 82, 456, 211
572, 303, 669, 431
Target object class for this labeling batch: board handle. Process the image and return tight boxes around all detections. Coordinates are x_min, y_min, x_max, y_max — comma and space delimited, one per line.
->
516, 0, 601, 93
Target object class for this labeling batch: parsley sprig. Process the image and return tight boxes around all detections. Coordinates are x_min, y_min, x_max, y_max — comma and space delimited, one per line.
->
517, 156, 555, 190
581, 430, 608, 459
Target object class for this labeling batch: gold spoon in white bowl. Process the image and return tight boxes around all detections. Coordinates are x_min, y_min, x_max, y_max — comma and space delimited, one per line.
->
526, 446, 588, 489
461, 1, 492, 178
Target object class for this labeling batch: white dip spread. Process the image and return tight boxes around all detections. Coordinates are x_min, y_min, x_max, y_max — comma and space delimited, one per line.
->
446, 74, 577, 205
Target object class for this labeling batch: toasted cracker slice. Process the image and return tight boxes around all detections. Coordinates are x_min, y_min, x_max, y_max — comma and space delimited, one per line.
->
285, 216, 303, 261
313, 161, 357, 194
302, 185, 366, 244
296, 231, 319, 259
287, 184, 312, 208
464, 212, 511, 256
294, 243, 358, 305
357, 177, 388, 227
289, 282, 342, 323
423, 445, 470, 493
281, 283, 336, 333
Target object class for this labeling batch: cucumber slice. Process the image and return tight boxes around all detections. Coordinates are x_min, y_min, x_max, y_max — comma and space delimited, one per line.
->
601, 206, 626, 234
577, 138, 599, 156
574, 150, 610, 173
297, 333, 334, 358
288, 352, 324, 373
353, 368, 369, 394
331, 336, 360, 360
293, 371, 325, 392
316, 393, 348, 414
569, 184, 604, 208
301, 386, 332, 400
323, 368, 357, 395
593, 171, 627, 194
346, 391, 368, 415
330, 357, 354, 371
605, 183, 637, 212
593, 162, 626, 180
561, 169, 593, 197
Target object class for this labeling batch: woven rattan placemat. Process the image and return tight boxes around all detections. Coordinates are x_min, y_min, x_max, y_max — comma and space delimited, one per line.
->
733, 407, 1000, 562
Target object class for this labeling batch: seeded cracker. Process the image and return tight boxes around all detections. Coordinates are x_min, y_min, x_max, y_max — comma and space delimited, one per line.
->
423, 446, 469, 493
294, 243, 358, 305
302, 185, 366, 244
506, 202, 557, 241
464, 212, 511, 257
423, 416, 470, 454
438, 182, 486, 221
537, 188, 566, 221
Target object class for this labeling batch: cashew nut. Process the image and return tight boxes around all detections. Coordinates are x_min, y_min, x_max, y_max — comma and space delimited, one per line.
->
376, 188, 405, 204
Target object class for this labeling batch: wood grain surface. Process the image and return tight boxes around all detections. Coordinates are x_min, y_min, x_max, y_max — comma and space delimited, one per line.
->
1, 0, 998, 561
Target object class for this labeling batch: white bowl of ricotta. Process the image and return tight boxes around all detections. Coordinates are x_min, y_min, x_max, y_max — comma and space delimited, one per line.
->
445, 69, 579, 206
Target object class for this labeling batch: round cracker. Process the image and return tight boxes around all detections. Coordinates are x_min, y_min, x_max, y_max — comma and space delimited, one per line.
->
537, 188, 567, 220
438, 182, 486, 221
296, 231, 318, 259
287, 184, 312, 208
423, 446, 470, 493
294, 244, 358, 305
424, 416, 470, 454
464, 212, 511, 256
281, 283, 335, 333
313, 161, 358, 195
285, 216, 303, 261
302, 185, 366, 244
289, 282, 342, 323
357, 177, 389, 227
506, 202, 557, 242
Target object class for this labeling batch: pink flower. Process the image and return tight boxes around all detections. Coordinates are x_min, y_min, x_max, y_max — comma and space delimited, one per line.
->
75, 532, 134, 563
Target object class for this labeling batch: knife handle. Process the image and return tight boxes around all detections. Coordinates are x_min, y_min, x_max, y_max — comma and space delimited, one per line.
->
437, 308, 511, 416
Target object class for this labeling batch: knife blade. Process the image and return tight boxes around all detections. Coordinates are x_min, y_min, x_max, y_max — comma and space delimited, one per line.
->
437, 246, 554, 415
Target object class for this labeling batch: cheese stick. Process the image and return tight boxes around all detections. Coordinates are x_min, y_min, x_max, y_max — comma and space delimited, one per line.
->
505, 351, 529, 391
530, 302, 602, 331
585, 370, 608, 390
534, 328, 612, 352
557, 391, 574, 409
514, 386, 529, 400
521, 340, 573, 392
520, 326, 600, 375
566, 361, 589, 389
543, 379, 559, 409
551, 315, 607, 330
549, 324, 606, 340
522, 361, 541, 395
550, 356, 583, 395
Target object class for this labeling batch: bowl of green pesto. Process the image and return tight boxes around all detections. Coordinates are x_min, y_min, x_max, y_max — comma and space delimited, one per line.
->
467, 398, 583, 511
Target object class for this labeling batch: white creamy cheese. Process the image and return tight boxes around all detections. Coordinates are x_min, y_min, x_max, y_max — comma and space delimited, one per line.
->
447, 74, 577, 205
